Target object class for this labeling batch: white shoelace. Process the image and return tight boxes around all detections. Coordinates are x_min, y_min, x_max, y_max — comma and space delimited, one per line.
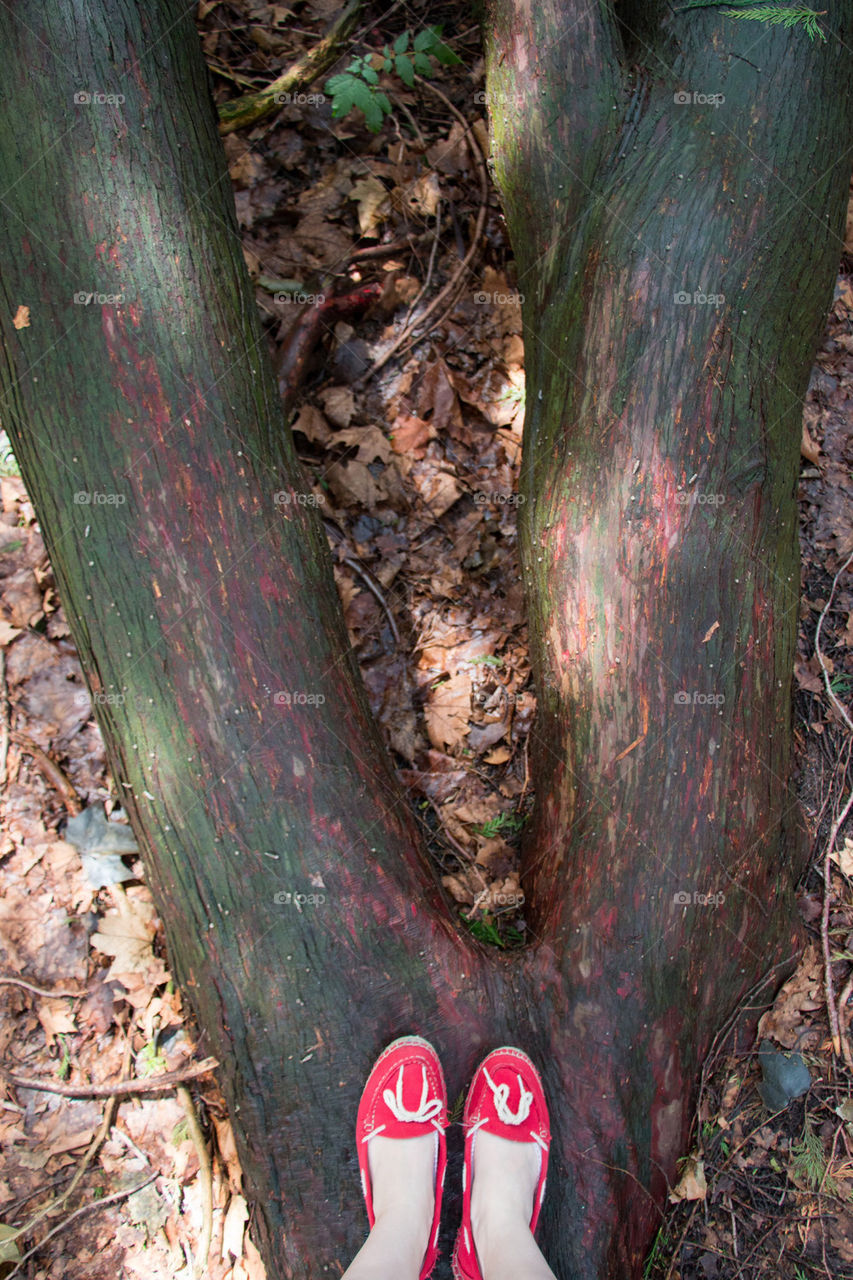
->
468, 1066, 548, 1150
483, 1066, 532, 1124
362, 1063, 444, 1141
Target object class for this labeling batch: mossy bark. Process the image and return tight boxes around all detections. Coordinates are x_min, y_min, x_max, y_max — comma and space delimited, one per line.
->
0, 2, 849, 1277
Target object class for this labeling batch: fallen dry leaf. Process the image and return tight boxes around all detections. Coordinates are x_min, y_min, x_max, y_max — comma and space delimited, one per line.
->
669, 1154, 707, 1203
831, 836, 853, 878
37, 998, 76, 1048
424, 673, 471, 751
90, 888, 158, 981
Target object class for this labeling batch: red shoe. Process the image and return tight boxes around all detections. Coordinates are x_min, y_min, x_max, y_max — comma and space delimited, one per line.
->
356, 1035, 448, 1280
452, 1047, 551, 1280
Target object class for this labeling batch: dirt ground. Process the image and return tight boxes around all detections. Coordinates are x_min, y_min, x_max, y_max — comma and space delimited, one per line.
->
1, 4, 852, 1278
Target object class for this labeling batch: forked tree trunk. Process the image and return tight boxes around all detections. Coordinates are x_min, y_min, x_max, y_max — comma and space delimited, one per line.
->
0, 2, 849, 1277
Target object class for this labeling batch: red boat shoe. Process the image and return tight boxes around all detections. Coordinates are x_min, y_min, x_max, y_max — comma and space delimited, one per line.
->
356, 1035, 448, 1280
452, 1046, 551, 1280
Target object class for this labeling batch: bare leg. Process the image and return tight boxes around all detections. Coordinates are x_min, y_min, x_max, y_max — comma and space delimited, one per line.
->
342, 1132, 435, 1280
470, 1131, 558, 1280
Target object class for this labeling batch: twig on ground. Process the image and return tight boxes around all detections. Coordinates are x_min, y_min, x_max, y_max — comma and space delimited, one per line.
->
1, 1055, 219, 1098
217, 0, 363, 134
402, 199, 442, 330
6, 1174, 157, 1279
7, 1039, 129, 1252
178, 1083, 214, 1279
814, 546, 853, 732
0, 976, 86, 999
8, 730, 81, 814
0, 649, 9, 787
820, 782, 853, 1065
324, 519, 401, 645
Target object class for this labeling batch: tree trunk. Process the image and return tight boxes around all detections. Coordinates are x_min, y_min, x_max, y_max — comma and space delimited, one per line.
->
0, 3, 849, 1277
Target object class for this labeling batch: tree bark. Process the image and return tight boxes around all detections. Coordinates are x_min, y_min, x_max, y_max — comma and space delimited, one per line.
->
0, 3, 849, 1277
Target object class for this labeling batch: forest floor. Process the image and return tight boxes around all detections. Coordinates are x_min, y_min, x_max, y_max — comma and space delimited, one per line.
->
1, 3, 853, 1278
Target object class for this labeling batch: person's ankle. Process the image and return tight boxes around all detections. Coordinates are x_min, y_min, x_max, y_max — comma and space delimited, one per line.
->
469, 1131, 540, 1265
368, 1133, 435, 1258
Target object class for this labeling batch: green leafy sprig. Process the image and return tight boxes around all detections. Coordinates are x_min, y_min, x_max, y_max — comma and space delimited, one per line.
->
325, 27, 460, 133
676, 1, 827, 41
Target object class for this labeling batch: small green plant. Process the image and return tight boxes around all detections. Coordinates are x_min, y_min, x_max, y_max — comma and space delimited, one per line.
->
0, 431, 20, 477
326, 27, 460, 133
642, 1226, 670, 1280
461, 911, 523, 949
469, 655, 503, 667
171, 1118, 191, 1146
136, 1040, 168, 1077
497, 382, 525, 410
56, 1034, 72, 1081
791, 1116, 836, 1192
476, 811, 526, 839
676, 1, 827, 41
830, 672, 853, 699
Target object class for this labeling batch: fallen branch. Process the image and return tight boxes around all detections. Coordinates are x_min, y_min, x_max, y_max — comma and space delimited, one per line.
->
2, 1055, 219, 1098
217, 0, 363, 135
278, 282, 382, 419
8, 730, 81, 815
0, 976, 86, 999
